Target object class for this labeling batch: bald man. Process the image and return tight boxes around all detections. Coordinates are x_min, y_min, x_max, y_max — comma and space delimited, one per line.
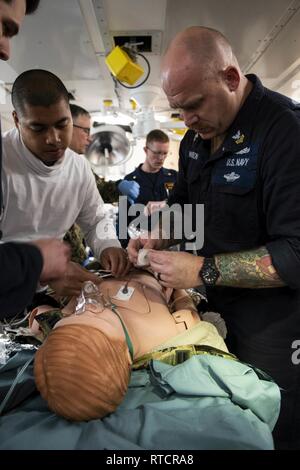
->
128, 26, 300, 449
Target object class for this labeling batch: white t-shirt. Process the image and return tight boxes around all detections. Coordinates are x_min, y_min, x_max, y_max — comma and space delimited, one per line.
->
1, 128, 121, 258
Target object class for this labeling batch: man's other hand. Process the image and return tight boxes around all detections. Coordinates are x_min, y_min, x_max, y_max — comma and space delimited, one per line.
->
32, 238, 70, 284
148, 250, 204, 289
118, 180, 140, 205
100, 247, 132, 277
127, 235, 167, 265
48, 261, 100, 297
144, 200, 166, 216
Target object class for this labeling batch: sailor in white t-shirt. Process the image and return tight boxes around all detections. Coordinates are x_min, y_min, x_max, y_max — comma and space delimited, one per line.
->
1, 69, 131, 296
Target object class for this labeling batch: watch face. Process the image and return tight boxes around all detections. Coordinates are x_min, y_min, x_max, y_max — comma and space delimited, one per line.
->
200, 259, 219, 286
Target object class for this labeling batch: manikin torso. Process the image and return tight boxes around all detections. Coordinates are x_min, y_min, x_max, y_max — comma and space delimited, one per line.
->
33, 269, 201, 360
97, 270, 200, 358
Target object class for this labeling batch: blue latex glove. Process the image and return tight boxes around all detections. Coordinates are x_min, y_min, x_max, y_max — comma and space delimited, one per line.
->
118, 180, 140, 204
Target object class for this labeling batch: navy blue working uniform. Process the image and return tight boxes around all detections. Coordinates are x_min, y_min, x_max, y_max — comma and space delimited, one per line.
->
124, 164, 177, 204
119, 164, 177, 246
168, 74, 300, 449
0, 122, 43, 318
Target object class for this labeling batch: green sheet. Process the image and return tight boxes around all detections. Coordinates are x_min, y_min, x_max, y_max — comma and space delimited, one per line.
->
0, 351, 280, 450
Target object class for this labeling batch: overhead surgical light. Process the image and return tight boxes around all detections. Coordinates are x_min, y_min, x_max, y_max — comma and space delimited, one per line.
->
87, 125, 133, 173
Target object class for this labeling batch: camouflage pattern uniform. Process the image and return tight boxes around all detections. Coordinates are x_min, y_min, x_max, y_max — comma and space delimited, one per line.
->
63, 223, 87, 264
64, 171, 119, 264
94, 173, 120, 204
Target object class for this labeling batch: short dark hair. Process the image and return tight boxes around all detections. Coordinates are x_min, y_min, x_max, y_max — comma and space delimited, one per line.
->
12, 69, 70, 116
4, 0, 40, 14
25, 0, 40, 14
146, 129, 169, 146
70, 104, 90, 120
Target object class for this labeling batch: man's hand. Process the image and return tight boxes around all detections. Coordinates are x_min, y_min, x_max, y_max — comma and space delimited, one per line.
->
32, 238, 70, 284
48, 261, 100, 297
144, 200, 166, 216
100, 247, 131, 277
148, 250, 204, 289
127, 235, 168, 265
118, 180, 140, 205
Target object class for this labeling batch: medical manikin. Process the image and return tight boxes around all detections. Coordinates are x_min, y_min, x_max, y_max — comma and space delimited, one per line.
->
33, 267, 228, 422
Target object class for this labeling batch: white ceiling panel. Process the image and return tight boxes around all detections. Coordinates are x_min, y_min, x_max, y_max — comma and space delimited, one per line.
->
0, 0, 299, 128
250, 6, 300, 78
164, 0, 296, 63
106, 0, 167, 30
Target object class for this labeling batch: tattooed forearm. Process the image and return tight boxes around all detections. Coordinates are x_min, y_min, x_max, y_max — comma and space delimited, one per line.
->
215, 247, 285, 288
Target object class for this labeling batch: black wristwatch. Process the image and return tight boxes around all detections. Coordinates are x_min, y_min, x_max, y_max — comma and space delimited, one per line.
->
199, 257, 220, 286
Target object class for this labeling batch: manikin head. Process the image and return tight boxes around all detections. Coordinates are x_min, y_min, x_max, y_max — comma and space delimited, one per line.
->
34, 301, 131, 422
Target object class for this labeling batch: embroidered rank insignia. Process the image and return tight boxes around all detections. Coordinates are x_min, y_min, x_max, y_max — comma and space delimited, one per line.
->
232, 130, 245, 145
235, 135, 245, 144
